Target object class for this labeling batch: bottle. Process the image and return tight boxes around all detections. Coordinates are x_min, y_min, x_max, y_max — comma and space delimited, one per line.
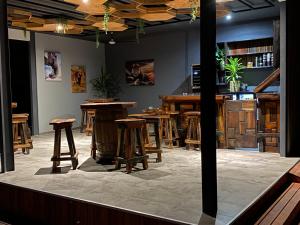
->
255, 56, 258, 67
267, 53, 271, 66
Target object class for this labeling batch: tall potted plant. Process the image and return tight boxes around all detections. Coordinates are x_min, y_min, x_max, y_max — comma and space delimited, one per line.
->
90, 67, 121, 98
216, 46, 226, 83
225, 57, 244, 92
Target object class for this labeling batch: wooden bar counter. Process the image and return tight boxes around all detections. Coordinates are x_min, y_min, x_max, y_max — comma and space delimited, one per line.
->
159, 95, 230, 148
80, 102, 136, 163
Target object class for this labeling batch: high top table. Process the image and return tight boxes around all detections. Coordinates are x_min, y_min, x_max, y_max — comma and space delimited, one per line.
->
80, 102, 136, 163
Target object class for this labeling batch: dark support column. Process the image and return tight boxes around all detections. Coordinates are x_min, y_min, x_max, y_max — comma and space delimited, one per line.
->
0, 0, 14, 172
279, 1, 286, 157
285, 1, 300, 157
29, 32, 39, 135
200, 0, 217, 217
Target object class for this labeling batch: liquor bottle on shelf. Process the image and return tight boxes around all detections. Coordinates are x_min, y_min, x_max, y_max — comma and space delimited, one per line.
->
270, 53, 274, 67
255, 56, 258, 67
267, 53, 271, 66
259, 55, 263, 67
263, 53, 267, 67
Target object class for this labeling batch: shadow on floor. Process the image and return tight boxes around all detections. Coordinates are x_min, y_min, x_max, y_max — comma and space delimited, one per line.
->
35, 166, 71, 175
77, 157, 116, 172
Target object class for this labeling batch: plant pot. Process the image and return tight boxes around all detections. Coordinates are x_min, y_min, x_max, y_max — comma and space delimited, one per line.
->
229, 81, 240, 92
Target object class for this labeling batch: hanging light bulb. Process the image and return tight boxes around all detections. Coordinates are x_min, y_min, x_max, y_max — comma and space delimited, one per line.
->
56, 23, 64, 33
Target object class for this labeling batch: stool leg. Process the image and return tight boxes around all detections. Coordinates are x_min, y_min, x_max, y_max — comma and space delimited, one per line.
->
91, 117, 97, 159
125, 129, 133, 173
197, 119, 201, 148
80, 109, 86, 133
52, 128, 61, 171
154, 122, 162, 162
137, 128, 148, 170
168, 118, 173, 149
186, 118, 192, 150
19, 123, 28, 154
172, 118, 180, 147
13, 123, 18, 151
115, 127, 124, 170
65, 126, 78, 170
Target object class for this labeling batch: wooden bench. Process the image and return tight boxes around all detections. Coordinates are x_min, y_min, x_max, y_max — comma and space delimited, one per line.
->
231, 161, 300, 225
255, 182, 300, 225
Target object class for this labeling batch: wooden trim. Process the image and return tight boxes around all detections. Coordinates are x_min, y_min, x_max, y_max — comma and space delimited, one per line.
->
253, 68, 280, 93
0, 182, 191, 225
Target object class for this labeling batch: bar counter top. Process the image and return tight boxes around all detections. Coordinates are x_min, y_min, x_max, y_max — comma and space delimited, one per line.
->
159, 94, 230, 103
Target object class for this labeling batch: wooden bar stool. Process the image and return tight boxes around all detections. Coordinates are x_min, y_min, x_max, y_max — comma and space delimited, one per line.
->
184, 111, 201, 150
142, 115, 162, 162
129, 114, 162, 162
12, 113, 33, 154
49, 118, 79, 172
115, 118, 149, 173
85, 110, 96, 136
159, 112, 180, 149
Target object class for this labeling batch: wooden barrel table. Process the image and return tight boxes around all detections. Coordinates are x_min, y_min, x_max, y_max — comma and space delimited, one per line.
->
80, 102, 136, 163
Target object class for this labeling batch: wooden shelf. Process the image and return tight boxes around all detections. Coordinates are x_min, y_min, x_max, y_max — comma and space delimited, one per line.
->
243, 66, 273, 69
227, 51, 273, 57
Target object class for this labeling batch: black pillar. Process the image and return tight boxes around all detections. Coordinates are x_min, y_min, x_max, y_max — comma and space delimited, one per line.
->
200, 0, 217, 217
285, 0, 300, 157
0, 0, 14, 172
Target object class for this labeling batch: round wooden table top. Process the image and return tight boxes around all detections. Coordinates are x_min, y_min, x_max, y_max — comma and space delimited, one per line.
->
80, 102, 136, 110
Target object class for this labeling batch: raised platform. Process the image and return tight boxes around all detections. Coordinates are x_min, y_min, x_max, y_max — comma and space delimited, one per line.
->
0, 130, 298, 225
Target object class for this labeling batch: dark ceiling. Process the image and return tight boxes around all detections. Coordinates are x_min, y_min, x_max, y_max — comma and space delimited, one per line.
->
7, 0, 279, 40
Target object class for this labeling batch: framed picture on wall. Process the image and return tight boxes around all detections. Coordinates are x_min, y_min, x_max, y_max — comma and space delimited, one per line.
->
125, 59, 155, 86
71, 65, 87, 93
44, 51, 62, 81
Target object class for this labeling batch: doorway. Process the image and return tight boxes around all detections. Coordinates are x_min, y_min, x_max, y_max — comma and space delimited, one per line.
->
9, 39, 32, 129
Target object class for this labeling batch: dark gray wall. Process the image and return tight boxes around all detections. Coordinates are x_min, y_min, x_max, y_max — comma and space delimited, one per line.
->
106, 19, 274, 113
106, 31, 192, 113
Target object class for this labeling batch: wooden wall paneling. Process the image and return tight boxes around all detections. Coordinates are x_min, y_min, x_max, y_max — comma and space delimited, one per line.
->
225, 100, 257, 149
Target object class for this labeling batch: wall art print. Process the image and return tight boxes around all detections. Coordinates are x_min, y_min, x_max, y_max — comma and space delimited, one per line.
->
44, 51, 62, 81
125, 59, 155, 86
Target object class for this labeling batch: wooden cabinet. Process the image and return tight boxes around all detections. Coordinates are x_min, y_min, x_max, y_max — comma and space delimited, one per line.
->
225, 100, 257, 149
257, 93, 280, 153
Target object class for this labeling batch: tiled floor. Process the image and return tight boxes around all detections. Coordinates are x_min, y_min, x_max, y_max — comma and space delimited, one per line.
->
0, 130, 298, 225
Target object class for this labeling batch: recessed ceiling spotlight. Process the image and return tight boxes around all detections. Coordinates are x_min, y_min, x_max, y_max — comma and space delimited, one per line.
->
226, 14, 232, 21
109, 38, 116, 45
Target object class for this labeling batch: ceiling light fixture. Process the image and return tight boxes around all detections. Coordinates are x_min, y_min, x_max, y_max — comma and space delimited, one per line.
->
82, 0, 89, 4
226, 14, 232, 21
109, 38, 116, 45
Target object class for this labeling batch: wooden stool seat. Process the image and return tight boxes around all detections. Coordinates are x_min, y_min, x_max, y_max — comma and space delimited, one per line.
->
115, 118, 149, 173
50, 118, 78, 172
184, 111, 200, 117
185, 111, 201, 150
12, 113, 33, 154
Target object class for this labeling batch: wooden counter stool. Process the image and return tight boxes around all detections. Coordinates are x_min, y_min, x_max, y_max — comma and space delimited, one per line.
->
142, 115, 162, 162
159, 112, 180, 149
85, 110, 96, 136
129, 114, 162, 162
50, 118, 79, 172
12, 113, 33, 154
115, 118, 149, 173
184, 111, 201, 150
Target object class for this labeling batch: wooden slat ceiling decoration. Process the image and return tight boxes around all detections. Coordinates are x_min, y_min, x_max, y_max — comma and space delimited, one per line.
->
6, 0, 276, 36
